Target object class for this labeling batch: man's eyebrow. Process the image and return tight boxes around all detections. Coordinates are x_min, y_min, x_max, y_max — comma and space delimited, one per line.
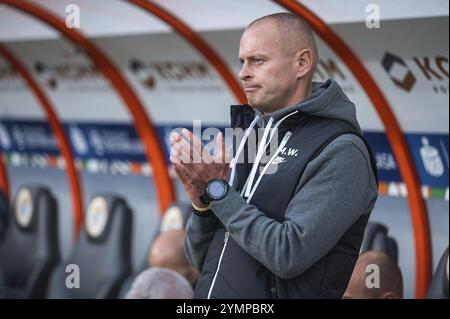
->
239, 54, 268, 61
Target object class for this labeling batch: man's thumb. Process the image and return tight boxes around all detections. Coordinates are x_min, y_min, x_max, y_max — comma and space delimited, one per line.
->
215, 132, 224, 162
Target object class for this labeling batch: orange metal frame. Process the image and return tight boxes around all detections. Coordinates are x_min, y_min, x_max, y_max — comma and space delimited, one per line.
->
0, 43, 84, 240
129, 0, 247, 104
1, 0, 175, 219
0, 153, 8, 199
273, 0, 431, 298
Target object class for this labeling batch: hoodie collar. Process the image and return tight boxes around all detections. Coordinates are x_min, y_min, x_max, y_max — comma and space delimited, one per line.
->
258, 79, 361, 133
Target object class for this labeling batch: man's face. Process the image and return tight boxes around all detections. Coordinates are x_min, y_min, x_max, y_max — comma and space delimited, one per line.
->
239, 21, 299, 113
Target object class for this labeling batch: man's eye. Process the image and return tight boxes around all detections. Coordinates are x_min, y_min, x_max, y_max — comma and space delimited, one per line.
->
253, 59, 264, 64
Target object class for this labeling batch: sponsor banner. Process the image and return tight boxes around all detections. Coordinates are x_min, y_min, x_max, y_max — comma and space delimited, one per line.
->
1, 17, 447, 131
366, 132, 449, 188
66, 122, 148, 162
1, 152, 448, 201
0, 41, 131, 121
339, 16, 449, 134
0, 119, 59, 155
0, 120, 448, 192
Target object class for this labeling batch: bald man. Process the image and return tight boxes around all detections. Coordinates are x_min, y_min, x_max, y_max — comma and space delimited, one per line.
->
148, 229, 198, 287
343, 251, 403, 299
172, 13, 378, 298
125, 268, 194, 299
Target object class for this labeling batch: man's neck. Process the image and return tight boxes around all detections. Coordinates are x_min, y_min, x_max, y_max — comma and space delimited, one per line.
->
289, 80, 313, 108
273, 80, 312, 113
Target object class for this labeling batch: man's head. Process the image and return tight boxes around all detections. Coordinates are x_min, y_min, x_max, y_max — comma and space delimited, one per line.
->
125, 267, 194, 299
148, 229, 199, 286
343, 251, 404, 299
239, 12, 318, 113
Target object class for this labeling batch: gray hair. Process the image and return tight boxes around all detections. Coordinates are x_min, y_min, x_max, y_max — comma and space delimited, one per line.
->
125, 267, 194, 299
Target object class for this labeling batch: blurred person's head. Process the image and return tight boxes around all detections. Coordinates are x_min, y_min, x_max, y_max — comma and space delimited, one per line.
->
148, 229, 198, 286
239, 12, 318, 113
343, 250, 403, 299
125, 267, 193, 299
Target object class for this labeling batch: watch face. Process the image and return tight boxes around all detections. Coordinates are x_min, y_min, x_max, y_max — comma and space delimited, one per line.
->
207, 180, 227, 200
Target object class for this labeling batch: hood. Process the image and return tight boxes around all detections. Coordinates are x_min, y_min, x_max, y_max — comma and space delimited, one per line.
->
260, 79, 362, 134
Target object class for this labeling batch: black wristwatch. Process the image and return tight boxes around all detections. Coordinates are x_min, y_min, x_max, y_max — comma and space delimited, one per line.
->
200, 179, 229, 205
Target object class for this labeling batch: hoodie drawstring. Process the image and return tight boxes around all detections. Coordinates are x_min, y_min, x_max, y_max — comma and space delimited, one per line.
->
245, 131, 292, 202
228, 114, 260, 187
227, 110, 298, 200
244, 117, 274, 198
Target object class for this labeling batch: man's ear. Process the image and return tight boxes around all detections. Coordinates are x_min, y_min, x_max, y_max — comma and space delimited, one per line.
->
295, 48, 314, 79
380, 291, 397, 299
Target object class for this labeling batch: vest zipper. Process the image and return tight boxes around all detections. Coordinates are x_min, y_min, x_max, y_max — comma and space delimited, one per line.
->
270, 274, 279, 299
207, 231, 230, 299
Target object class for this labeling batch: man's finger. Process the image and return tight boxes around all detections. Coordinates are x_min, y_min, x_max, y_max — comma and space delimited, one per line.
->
178, 138, 195, 163
170, 137, 192, 164
173, 165, 186, 184
182, 128, 204, 156
169, 155, 181, 166
169, 132, 182, 146
215, 132, 231, 164
174, 164, 194, 184
170, 132, 191, 164
170, 132, 192, 163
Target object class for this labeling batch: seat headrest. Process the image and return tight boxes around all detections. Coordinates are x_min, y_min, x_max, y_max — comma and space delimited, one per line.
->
360, 222, 398, 264
160, 202, 191, 232
85, 195, 110, 240
13, 186, 54, 231
15, 187, 34, 230
85, 194, 131, 242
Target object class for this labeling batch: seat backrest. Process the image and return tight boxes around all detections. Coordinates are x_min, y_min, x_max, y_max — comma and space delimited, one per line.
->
0, 190, 8, 241
360, 222, 398, 264
48, 194, 132, 299
426, 247, 449, 299
0, 186, 59, 298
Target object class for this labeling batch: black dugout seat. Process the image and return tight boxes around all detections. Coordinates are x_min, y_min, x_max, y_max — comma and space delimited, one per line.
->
47, 194, 132, 298
426, 247, 449, 299
360, 222, 398, 264
0, 186, 59, 298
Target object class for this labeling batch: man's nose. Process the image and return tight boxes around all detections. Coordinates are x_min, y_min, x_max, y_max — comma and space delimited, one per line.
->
238, 62, 252, 81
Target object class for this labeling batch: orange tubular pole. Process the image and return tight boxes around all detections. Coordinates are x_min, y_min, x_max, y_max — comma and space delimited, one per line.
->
0, 44, 83, 241
128, 0, 247, 104
273, 0, 431, 297
0, 153, 8, 199
1, 0, 175, 217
